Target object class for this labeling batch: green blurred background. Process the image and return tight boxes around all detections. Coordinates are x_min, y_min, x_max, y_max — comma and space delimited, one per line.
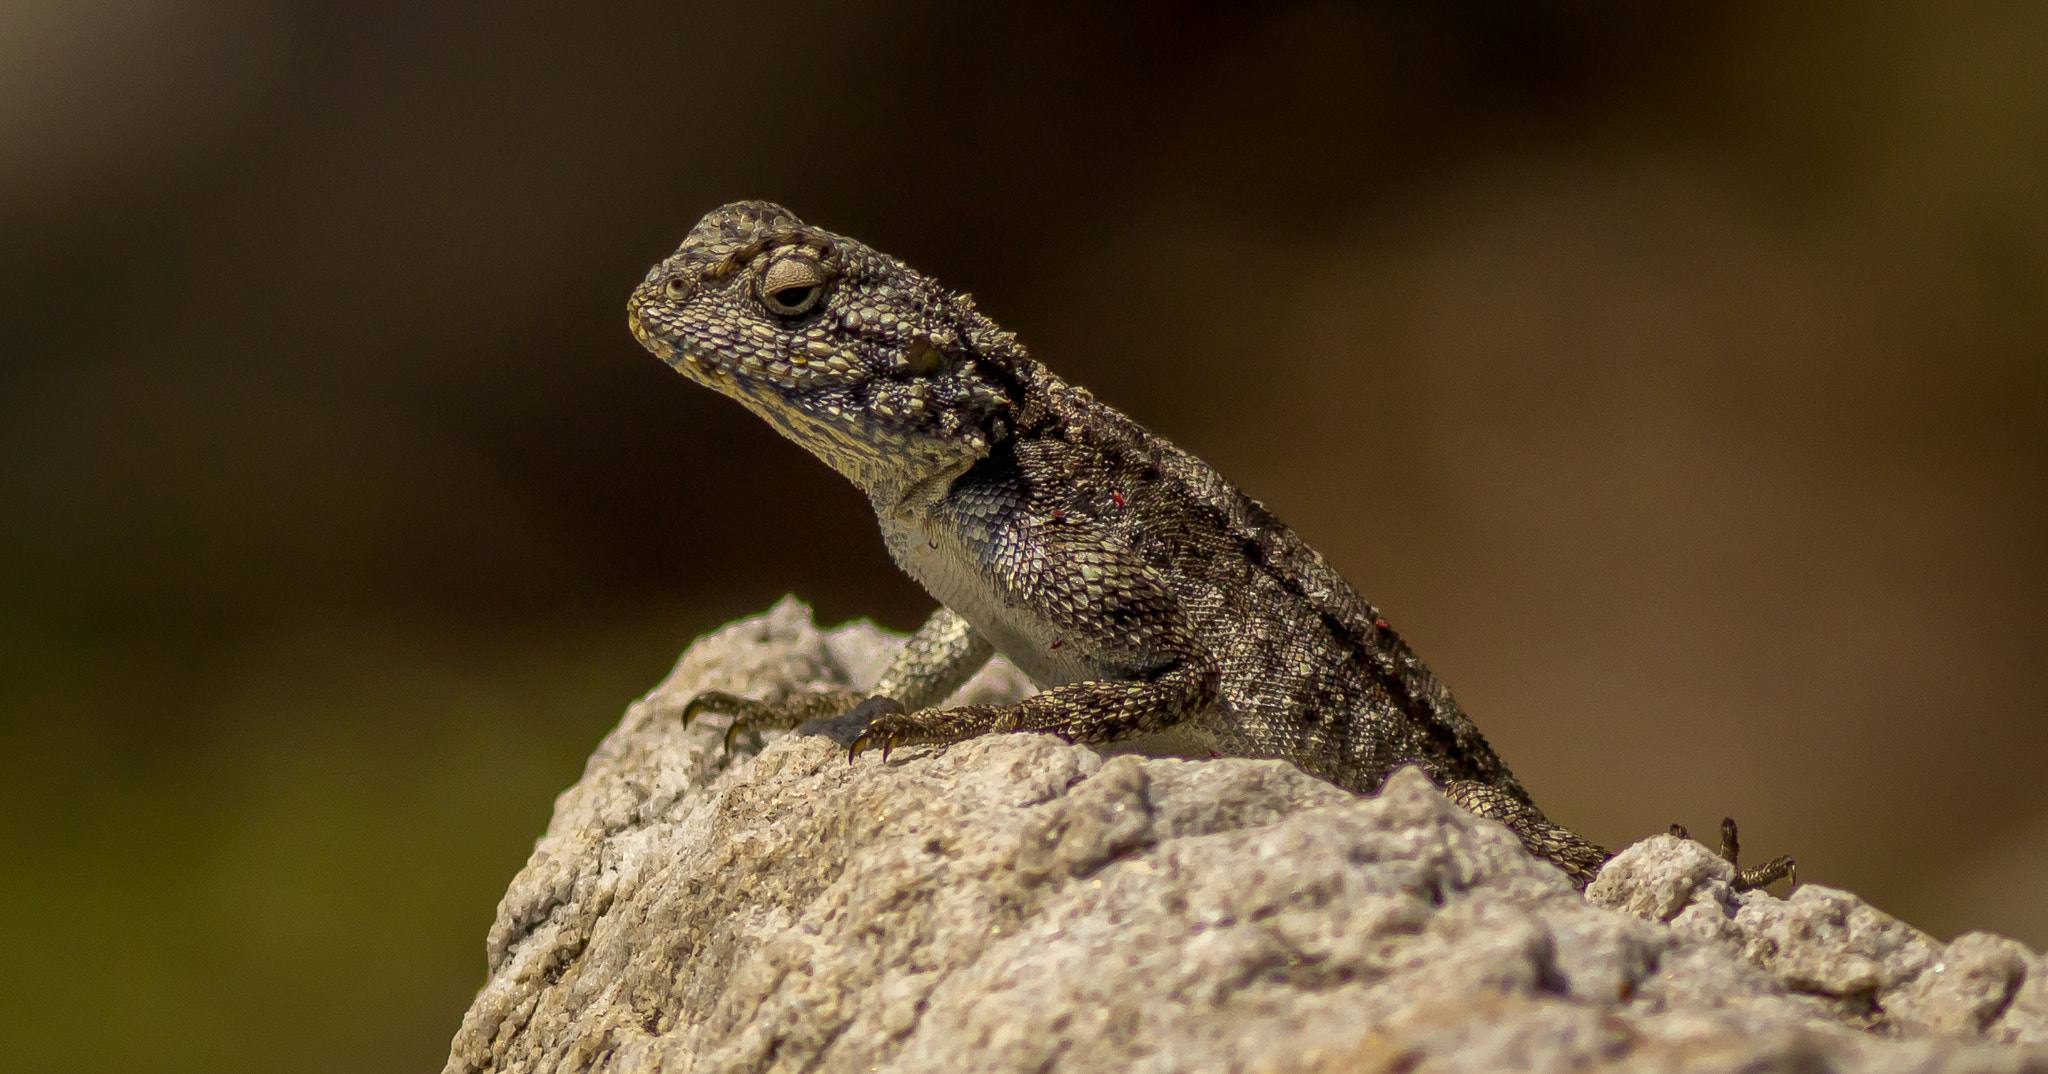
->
2, 2, 2043, 1070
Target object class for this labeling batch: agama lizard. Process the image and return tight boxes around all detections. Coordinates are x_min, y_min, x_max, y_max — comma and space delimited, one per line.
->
627, 201, 1792, 892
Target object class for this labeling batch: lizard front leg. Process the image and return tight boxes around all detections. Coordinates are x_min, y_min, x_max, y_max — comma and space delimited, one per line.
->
867, 605, 998, 712
852, 529, 1220, 760
681, 606, 994, 751
850, 661, 1220, 760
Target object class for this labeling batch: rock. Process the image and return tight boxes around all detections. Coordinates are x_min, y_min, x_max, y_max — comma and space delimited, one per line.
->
445, 598, 2048, 1073
1588, 839, 2048, 1046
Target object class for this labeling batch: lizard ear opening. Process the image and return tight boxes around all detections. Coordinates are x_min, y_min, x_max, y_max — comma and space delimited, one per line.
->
904, 339, 946, 376
759, 255, 829, 316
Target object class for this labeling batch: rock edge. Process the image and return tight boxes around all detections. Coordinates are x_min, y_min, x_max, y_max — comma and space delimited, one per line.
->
445, 598, 2048, 1073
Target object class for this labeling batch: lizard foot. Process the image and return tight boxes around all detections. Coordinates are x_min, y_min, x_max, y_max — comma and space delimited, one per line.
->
677, 688, 864, 753
847, 696, 931, 764
1670, 816, 1796, 893
848, 700, 1020, 764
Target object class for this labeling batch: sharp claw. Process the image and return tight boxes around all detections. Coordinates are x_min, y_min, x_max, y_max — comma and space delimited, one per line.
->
680, 691, 738, 729
848, 729, 907, 765
722, 719, 745, 755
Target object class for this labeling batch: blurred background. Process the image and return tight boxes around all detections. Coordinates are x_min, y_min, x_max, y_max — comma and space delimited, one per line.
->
1, 1, 2042, 1070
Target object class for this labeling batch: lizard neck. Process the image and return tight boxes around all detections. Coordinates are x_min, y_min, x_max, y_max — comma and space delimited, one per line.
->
862, 452, 984, 520
860, 359, 1054, 516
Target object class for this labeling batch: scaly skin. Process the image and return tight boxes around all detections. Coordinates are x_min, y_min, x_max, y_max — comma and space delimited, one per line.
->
626, 201, 1792, 892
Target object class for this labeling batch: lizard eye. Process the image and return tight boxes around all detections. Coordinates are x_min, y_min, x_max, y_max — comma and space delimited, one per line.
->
663, 276, 690, 300
758, 255, 829, 316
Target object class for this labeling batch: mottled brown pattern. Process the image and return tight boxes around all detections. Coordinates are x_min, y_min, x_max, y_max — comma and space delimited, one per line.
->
628, 201, 1787, 891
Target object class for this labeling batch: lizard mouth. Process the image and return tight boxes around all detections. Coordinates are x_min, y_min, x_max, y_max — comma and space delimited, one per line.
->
627, 299, 737, 388
657, 344, 732, 387
626, 278, 1009, 482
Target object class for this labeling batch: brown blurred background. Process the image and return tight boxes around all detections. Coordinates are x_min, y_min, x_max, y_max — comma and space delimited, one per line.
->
1, 1, 2042, 1070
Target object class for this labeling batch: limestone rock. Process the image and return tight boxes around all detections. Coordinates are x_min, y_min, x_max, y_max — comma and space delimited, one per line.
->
446, 598, 2048, 1073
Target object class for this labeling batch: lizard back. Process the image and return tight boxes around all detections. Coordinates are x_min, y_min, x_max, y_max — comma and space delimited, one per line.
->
992, 368, 1531, 802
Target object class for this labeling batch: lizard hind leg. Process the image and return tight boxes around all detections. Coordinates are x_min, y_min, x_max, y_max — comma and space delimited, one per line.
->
1443, 779, 1613, 890
1670, 817, 1796, 893
674, 606, 998, 756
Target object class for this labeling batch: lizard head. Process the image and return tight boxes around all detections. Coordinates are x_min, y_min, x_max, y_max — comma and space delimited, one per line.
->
628, 201, 1024, 506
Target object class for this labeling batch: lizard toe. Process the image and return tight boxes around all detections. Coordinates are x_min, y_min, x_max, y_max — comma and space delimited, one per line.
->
680, 690, 752, 728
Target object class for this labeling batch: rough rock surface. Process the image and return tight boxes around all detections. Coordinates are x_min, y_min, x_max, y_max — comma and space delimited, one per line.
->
445, 598, 2048, 1073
